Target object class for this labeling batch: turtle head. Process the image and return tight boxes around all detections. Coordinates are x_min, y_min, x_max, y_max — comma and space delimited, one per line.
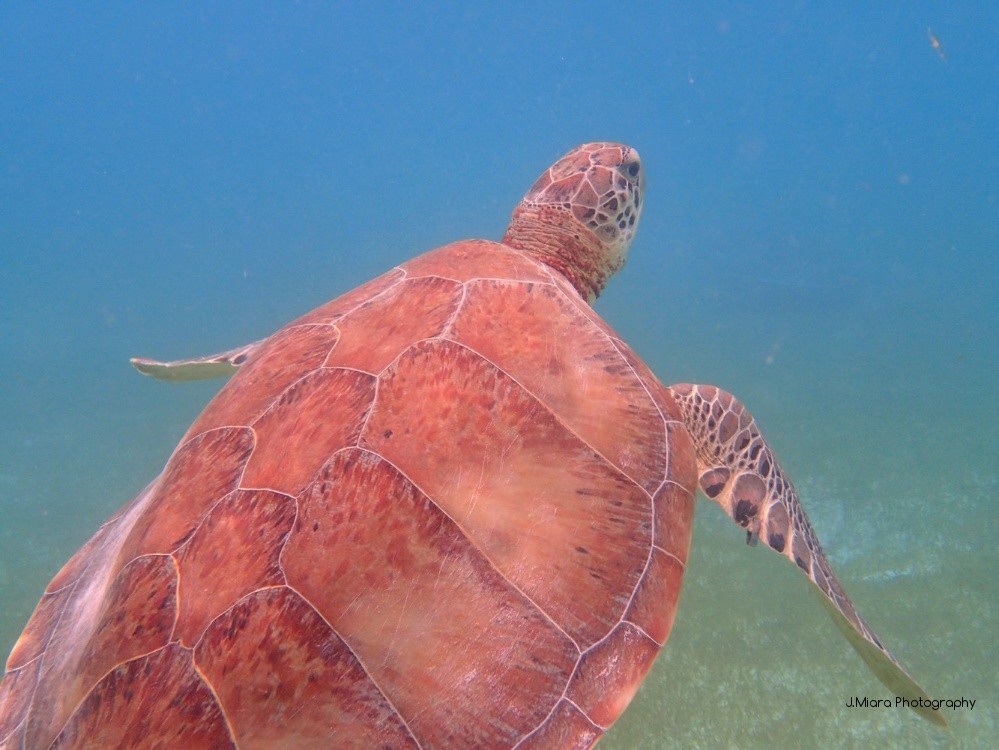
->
503, 142, 644, 302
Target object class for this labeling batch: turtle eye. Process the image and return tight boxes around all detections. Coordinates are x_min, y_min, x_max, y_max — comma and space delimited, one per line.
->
624, 160, 641, 180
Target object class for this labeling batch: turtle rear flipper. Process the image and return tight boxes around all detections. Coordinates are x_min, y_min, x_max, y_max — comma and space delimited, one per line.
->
131, 341, 261, 382
669, 382, 947, 727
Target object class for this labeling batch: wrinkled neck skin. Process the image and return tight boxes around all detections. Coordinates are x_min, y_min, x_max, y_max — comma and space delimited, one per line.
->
503, 204, 617, 304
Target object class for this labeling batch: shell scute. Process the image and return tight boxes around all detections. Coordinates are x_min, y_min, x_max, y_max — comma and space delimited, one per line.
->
5, 587, 69, 673
173, 489, 296, 646
566, 623, 660, 729
121, 426, 254, 559
515, 699, 601, 750
44, 521, 116, 596
241, 367, 375, 495
17, 554, 181, 749
325, 274, 464, 373
624, 546, 686, 645
50, 643, 233, 749
283, 446, 579, 748
0, 654, 39, 747
362, 338, 655, 649
45, 555, 178, 740
195, 586, 419, 748
653, 477, 697, 564
184, 323, 339, 440
400, 240, 554, 284
450, 279, 671, 493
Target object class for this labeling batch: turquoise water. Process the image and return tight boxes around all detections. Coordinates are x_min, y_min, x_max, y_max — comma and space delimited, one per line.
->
1, 3, 995, 747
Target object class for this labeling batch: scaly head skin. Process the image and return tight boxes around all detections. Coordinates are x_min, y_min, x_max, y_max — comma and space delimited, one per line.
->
503, 142, 644, 303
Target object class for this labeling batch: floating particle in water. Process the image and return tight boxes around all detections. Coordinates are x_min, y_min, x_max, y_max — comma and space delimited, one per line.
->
928, 28, 947, 63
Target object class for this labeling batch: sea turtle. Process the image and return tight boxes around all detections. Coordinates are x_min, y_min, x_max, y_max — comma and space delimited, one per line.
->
0, 142, 943, 748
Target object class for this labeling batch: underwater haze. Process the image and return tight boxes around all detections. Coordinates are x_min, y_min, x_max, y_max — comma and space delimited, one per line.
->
1, 2, 995, 747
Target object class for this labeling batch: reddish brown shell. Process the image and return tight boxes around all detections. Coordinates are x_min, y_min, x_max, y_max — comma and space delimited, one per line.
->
0, 239, 696, 749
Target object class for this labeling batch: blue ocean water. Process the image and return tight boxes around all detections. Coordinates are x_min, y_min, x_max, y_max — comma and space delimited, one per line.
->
0, 2, 994, 747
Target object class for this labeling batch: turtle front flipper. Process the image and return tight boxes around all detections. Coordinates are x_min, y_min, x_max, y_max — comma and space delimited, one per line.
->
130, 341, 261, 382
668, 383, 947, 727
